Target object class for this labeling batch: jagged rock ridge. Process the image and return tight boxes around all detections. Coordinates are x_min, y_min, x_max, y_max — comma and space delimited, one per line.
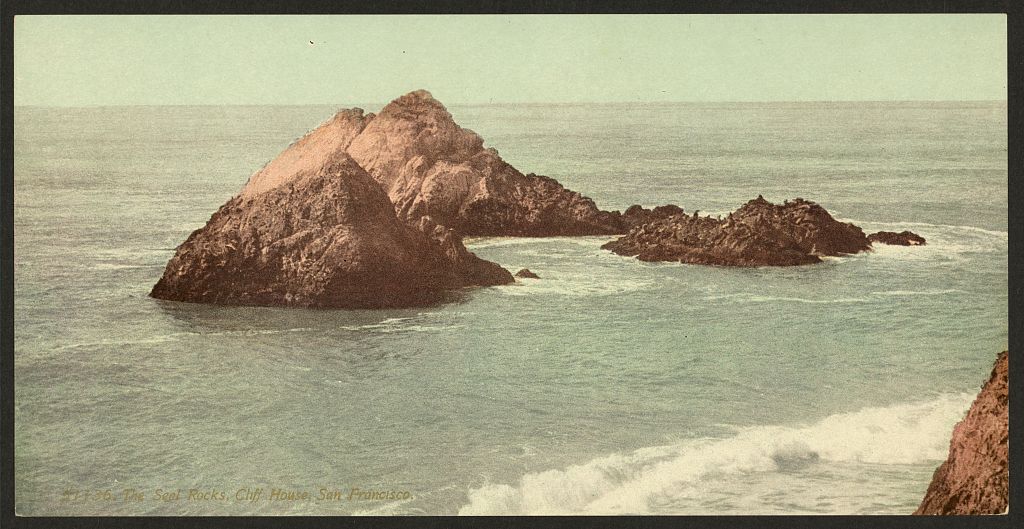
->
240, 89, 675, 236
151, 152, 513, 308
915, 351, 1008, 515
602, 196, 871, 266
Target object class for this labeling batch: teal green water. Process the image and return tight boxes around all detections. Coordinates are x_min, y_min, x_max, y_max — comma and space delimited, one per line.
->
13, 102, 1007, 515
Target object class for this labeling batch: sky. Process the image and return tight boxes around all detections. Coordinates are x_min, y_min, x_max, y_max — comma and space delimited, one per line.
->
13, 14, 1007, 106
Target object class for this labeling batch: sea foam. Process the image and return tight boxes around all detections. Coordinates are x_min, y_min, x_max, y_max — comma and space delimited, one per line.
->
458, 393, 973, 515
843, 219, 1007, 259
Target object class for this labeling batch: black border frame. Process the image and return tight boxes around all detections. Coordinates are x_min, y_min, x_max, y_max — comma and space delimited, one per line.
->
1, 1, 1019, 528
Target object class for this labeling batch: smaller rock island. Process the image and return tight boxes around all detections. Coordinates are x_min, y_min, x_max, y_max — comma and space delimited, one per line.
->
602, 196, 872, 266
868, 230, 927, 246
514, 268, 540, 279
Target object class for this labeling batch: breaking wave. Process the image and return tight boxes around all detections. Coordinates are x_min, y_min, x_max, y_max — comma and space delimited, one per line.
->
459, 393, 973, 515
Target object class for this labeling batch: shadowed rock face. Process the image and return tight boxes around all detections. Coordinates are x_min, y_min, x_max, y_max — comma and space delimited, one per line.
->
915, 351, 1008, 515
868, 230, 927, 246
601, 196, 871, 266
151, 153, 513, 309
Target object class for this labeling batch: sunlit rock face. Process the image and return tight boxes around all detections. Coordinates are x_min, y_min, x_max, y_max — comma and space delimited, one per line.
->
345, 89, 632, 236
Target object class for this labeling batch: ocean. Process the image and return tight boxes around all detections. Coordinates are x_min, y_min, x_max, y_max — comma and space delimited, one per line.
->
13, 101, 1007, 515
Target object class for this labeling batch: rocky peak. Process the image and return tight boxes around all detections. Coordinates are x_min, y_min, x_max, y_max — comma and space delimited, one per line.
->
347, 90, 487, 193
382, 89, 448, 115
344, 90, 629, 235
374, 90, 465, 139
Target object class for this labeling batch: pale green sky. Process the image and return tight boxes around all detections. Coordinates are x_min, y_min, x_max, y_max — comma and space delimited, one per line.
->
13, 14, 1007, 106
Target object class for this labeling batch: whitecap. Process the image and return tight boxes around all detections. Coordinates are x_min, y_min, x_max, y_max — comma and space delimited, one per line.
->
704, 294, 870, 304
495, 273, 653, 298
339, 317, 464, 334
53, 335, 180, 351
90, 263, 165, 270
747, 295, 870, 304
870, 289, 964, 297
855, 221, 1006, 239
838, 218, 1007, 257
50, 327, 315, 351
705, 289, 964, 305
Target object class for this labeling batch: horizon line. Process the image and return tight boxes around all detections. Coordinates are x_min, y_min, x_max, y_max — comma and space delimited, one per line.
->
13, 99, 1010, 109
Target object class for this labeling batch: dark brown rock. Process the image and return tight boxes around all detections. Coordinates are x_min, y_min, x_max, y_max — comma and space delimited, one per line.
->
615, 204, 686, 229
868, 230, 927, 246
151, 152, 513, 309
915, 351, 1008, 515
514, 268, 540, 279
601, 196, 871, 266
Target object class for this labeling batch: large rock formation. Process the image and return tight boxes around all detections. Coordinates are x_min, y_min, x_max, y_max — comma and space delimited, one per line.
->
602, 196, 871, 266
151, 152, 513, 309
151, 89, 691, 308
915, 351, 1008, 515
238, 89, 675, 237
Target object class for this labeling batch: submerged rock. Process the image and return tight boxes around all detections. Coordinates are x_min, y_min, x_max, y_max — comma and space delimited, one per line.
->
770, 441, 821, 471
868, 230, 926, 246
601, 196, 871, 266
151, 153, 513, 309
514, 268, 540, 279
915, 351, 1008, 515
